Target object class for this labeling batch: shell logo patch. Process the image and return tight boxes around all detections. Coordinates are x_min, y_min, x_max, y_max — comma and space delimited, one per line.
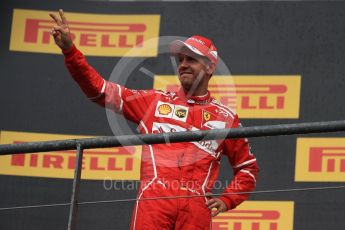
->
155, 101, 189, 122
158, 104, 172, 115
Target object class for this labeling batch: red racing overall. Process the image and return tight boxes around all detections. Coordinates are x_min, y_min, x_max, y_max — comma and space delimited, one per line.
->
63, 45, 259, 230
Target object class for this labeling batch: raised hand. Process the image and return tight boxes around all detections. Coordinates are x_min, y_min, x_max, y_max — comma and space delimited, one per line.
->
49, 9, 73, 50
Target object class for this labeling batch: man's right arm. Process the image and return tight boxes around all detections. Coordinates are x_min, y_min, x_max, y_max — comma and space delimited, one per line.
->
49, 9, 106, 101
50, 9, 156, 123
62, 45, 157, 124
62, 39, 152, 123
62, 45, 108, 103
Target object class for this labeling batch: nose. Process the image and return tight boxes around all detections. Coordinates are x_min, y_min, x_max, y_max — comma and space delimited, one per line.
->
179, 57, 189, 68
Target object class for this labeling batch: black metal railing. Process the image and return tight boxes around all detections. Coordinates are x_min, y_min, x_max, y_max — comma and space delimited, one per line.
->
1, 120, 345, 230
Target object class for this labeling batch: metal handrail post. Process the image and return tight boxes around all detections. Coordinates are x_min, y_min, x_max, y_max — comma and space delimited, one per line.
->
67, 143, 84, 230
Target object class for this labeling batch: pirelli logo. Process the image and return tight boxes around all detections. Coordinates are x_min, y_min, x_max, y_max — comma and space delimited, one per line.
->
0, 131, 141, 180
295, 138, 345, 182
10, 9, 160, 56
154, 76, 301, 118
212, 201, 294, 230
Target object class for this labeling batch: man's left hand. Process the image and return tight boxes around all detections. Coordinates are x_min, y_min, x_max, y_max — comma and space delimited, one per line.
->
205, 197, 227, 217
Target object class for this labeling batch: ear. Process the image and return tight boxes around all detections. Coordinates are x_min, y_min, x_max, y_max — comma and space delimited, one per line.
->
206, 62, 216, 76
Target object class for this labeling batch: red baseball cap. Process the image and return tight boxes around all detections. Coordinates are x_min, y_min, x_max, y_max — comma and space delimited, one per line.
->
170, 35, 218, 64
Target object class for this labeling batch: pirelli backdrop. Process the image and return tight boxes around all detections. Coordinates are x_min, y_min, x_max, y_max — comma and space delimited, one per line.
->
1, 1, 345, 230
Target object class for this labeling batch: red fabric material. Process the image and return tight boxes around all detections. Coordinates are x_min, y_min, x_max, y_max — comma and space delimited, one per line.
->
170, 35, 218, 64
63, 46, 259, 229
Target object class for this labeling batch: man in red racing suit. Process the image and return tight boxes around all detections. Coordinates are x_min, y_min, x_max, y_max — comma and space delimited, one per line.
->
50, 9, 259, 230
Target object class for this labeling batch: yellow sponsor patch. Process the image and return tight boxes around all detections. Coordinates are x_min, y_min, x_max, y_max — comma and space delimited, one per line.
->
0, 131, 141, 180
10, 9, 160, 56
212, 201, 294, 230
154, 75, 301, 119
295, 138, 345, 182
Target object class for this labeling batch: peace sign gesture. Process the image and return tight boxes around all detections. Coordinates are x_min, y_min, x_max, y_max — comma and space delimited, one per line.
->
49, 9, 73, 50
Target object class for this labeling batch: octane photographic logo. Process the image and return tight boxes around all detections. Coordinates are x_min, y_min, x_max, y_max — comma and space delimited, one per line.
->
106, 36, 234, 166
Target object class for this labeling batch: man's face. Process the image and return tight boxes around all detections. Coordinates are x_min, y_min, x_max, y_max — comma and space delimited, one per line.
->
176, 48, 213, 93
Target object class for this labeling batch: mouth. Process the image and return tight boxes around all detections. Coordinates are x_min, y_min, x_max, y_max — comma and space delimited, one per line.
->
179, 72, 192, 77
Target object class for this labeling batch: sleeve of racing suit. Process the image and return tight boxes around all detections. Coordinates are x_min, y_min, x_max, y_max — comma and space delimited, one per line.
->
62, 45, 154, 123
218, 115, 259, 210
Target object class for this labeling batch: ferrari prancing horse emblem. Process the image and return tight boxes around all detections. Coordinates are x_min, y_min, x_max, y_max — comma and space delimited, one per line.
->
203, 111, 211, 121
